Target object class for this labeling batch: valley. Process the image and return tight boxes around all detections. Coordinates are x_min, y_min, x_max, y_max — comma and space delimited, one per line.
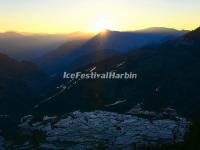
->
0, 26, 200, 149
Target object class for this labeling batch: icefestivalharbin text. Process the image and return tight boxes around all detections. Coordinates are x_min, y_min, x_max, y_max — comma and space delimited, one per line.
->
63, 72, 138, 80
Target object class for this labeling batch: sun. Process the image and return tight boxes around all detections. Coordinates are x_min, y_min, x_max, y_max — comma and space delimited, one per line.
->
92, 19, 113, 33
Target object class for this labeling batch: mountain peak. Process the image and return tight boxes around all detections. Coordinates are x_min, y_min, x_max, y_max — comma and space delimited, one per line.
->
98, 29, 113, 34
185, 26, 200, 41
96, 29, 116, 38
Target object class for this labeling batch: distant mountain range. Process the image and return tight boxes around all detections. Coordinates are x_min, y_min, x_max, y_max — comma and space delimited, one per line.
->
34, 26, 200, 118
36, 27, 188, 75
134, 27, 189, 35
1, 26, 199, 117
0, 31, 92, 60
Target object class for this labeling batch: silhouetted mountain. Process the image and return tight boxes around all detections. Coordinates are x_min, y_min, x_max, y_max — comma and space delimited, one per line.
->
78, 29, 177, 53
185, 26, 200, 41
135, 27, 188, 35
0, 53, 48, 116
0, 32, 93, 60
37, 28, 187, 75
34, 27, 200, 118
0, 27, 194, 116
36, 40, 89, 74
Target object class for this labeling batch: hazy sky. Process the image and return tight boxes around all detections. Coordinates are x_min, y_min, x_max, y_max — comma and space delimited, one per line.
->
0, 0, 200, 33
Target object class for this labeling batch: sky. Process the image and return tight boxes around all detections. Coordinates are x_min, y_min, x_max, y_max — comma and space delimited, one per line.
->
0, 0, 200, 33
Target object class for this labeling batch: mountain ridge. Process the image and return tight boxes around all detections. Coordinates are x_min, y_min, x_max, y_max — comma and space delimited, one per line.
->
0, 53, 49, 115
34, 26, 200, 118
37, 27, 188, 75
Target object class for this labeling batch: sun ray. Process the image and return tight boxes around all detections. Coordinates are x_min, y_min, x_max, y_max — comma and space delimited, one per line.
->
91, 19, 113, 33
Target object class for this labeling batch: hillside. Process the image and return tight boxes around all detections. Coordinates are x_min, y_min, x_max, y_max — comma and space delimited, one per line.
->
34, 27, 200, 118
0, 53, 47, 115
0, 32, 93, 60
37, 28, 187, 75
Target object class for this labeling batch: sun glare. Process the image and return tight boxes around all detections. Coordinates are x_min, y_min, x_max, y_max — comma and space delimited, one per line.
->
92, 19, 113, 33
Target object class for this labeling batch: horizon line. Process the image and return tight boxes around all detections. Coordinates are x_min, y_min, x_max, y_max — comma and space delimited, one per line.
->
0, 26, 193, 35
